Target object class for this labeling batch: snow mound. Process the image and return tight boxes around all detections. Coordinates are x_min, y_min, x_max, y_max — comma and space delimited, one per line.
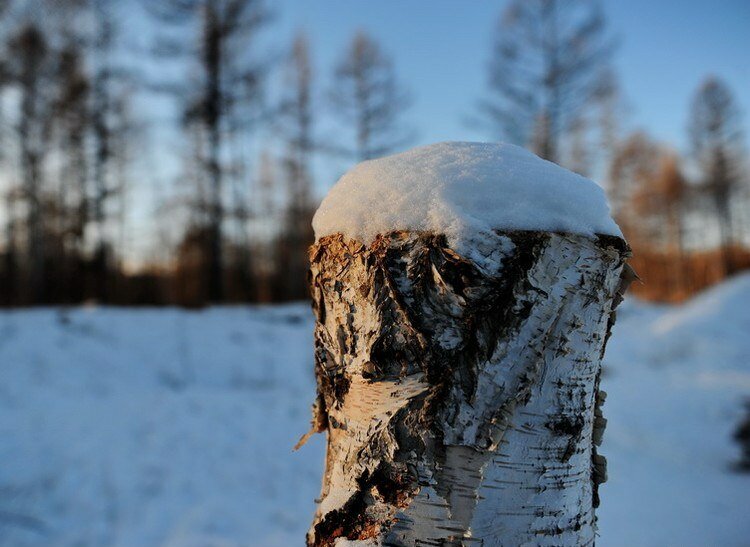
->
598, 279, 750, 546
645, 273, 750, 370
313, 142, 623, 251
654, 272, 750, 337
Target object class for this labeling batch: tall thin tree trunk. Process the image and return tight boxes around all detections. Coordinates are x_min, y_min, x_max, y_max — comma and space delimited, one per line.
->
19, 78, 45, 303
305, 229, 630, 546
23, 135, 45, 304
4, 216, 18, 306
667, 205, 685, 298
92, 72, 110, 302
204, 5, 224, 303
714, 191, 734, 276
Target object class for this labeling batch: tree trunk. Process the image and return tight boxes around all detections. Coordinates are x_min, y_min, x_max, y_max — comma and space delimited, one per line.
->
305, 229, 630, 546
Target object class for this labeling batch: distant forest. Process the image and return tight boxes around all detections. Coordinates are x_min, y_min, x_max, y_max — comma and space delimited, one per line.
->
0, 0, 747, 306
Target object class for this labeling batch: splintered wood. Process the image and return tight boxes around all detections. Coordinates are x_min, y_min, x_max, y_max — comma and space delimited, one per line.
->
304, 230, 630, 546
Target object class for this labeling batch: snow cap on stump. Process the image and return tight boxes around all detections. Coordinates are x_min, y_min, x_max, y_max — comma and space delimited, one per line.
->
313, 141, 622, 251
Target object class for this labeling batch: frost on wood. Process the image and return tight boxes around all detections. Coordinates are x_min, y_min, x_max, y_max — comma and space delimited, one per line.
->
304, 229, 629, 546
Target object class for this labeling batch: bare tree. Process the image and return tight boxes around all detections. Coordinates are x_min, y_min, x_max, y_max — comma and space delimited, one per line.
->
608, 132, 660, 242
252, 149, 277, 303
51, 40, 90, 299
88, 0, 125, 301
608, 134, 698, 300
595, 70, 626, 167
0, 0, 15, 304
688, 76, 746, 273
2, 1, 93, 304
566, 116, 590, 176
276, 31, 315, 299
6, 23, 53, 303
634, 152, 689, 294
478, 0, 614, 164
657, 154, 689, 290
329, 30, 411, 161
280, 31, 313, 221
148, 0, 270, 302
652, 153, 688, 257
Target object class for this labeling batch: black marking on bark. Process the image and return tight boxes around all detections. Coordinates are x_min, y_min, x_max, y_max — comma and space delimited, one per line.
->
546, 415, 586, 462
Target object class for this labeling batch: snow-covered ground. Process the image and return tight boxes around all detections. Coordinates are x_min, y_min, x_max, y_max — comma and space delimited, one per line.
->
1, 276, 749, 546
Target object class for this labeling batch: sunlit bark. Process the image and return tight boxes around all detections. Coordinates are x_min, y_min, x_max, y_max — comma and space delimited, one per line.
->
304, 230, 630, 546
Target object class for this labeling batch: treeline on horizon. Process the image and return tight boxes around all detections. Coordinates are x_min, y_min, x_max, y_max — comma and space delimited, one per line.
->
0, 0, 747, 307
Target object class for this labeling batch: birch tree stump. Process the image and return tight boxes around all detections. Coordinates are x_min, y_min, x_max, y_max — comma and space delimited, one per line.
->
304, 229, 630, 546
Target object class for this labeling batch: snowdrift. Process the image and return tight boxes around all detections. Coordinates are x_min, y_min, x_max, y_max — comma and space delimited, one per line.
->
1, 278, 749, 545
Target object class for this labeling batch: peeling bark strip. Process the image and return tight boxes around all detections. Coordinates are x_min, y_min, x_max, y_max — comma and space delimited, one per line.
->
305, 230, 629, 546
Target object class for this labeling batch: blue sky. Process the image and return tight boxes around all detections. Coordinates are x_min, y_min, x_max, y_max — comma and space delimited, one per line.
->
273, 0, 749, 160
121, 0, 749, 262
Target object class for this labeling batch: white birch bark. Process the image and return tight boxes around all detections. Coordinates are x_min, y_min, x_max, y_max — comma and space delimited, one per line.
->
303, 230, 630, 547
